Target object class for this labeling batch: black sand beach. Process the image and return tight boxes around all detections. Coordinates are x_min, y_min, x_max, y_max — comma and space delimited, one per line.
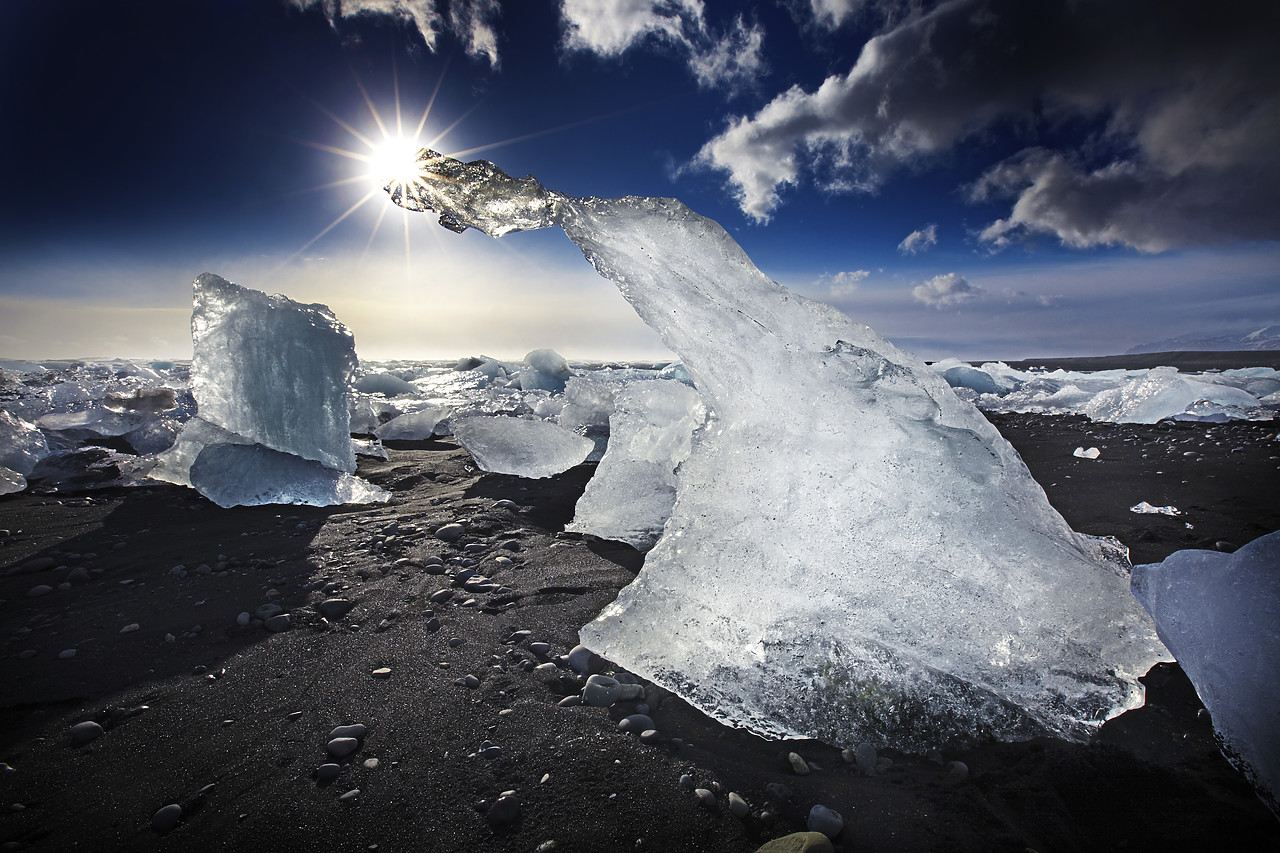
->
1, 361, 1278, 852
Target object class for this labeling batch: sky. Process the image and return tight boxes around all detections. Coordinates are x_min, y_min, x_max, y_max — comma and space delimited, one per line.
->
1, 0, 1277, 363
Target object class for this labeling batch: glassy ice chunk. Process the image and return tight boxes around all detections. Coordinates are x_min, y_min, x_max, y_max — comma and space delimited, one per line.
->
1132, 532, 1280, 813
1083, 366, 1263, 424
518, 348, 572, 393
390, 150, 1170, 751
354, 371, 417, 397
374, 407, 450, 440
0, 466, 25, 496
151, 417, 253, 487
190, 273, 357, 472
452, 416, 593, 478
189, 444, 388, 509
1130, 501, 1180, 516
0, 410, 49, 476
567, 381, 706, 550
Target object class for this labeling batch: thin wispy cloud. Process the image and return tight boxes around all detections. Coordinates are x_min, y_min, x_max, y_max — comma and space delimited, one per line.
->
558, 0, 766, 90
288, 0, 502, 66
817, 269, 870, 296
695, 0, 1280, 250
912, 272, 984, 309
898, 223, 937, 254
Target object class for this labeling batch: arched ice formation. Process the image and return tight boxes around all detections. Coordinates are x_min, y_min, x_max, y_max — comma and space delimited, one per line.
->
389, 151, 1169, 750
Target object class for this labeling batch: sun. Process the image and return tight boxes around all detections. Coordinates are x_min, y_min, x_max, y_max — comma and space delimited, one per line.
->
365, 135, 427, 194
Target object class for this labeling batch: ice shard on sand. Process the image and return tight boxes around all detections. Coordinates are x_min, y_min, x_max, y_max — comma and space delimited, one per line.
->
389, 150, 1169, 750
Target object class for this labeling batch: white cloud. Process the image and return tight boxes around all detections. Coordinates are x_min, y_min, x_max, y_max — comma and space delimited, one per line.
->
559, 0, 765, 90
912, 272, 984, 309
695, 0, 1280, 248
289, 0, 502, 66
897, 223, 937, 254
817, 269, 870, 296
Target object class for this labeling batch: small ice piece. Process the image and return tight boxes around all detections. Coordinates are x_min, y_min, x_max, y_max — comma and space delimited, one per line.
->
189, 273, 357, 473
1073, 447, 1101, 459
518, 348, 572, 393
151, 418, 252, 487
354, 371, 417, 397
1130, 501, 1181, 516
352, 437, 388, 459
567, 380, 706, 550
938, 362, 1004, 395
0, 410, 49, 476
103, 388, 177, 414
0, 466, 25, 496
1132, 531, 1280, 814
374, 407, 450, 440
189, 444, 388, 508
452, 416, 593, 478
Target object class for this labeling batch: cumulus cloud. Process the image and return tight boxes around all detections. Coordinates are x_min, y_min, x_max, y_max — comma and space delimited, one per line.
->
897, 223, 937, 254
695, 0, 1280, 249
290, 0, 502, 66
817, 269, 870, 296
559, 0, 766, 90
912, 273, 984, 309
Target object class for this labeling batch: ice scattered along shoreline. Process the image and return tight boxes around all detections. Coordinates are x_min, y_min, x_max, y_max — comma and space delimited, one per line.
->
389, 149, 1171, 751
1132, 531, 1280, 815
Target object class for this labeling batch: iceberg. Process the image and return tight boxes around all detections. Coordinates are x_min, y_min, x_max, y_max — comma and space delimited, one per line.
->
374, 407, 451, 440
518, 348, 572, 393
567, 380, 706, 550
388, 151, 1170, 750
354, 371, 418, 397
1131, 532, 1280, 813
452, 416, 593, 479
1079, 366, 1263, 424
153, 274, 385, 506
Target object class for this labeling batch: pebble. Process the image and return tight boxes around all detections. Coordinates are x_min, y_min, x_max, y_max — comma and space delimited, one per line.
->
236, 612, 251, 626
448, 637, 466, 648
765, 782, 794, 801
678, 774, 695, 790
493, 500, 518, 510
566, 644, 601, 675
264, 614, 291, 633
58, 649, 76, 659
460, 674, 481, 689
151, 803, 182, 833
27, 585, 53, 598
694, 788, 717, 808
582, 674, 621, 707
327, 737, 360, 758
618, 714, 654, 734
429, 589, 454, 604
617, 684, 645, 702
330, 724, 368, 740
66, 567, 90, 584
728, 792, 749, 818
556, 696, 581, 708
255, 603, 283, 620
424, 617, 441, 632
807, 804, 844, 839
947, 760, 969, 782
319, 599, 354, 619
69, 721, 104, 747
316, 763, 341, 785
639, 730, 661, 745
753, 832, 834, 853
363, 758, 379, 770
371, 668, 392, 679
434, 523, 465, 542
339, 789, 360, 802
487, 792, 521, 826
17, 650, 36, 660
119, 623, 141, 634
787, 752, 810, 775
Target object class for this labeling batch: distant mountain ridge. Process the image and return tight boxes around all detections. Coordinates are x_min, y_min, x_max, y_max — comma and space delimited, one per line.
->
1127, 325, 1280, 354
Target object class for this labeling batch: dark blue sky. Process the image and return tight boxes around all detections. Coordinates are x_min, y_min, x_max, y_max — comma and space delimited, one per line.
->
1, 0, 1277, 360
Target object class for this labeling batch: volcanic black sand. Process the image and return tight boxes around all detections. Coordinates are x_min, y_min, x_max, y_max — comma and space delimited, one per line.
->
1, 394, 1278, 850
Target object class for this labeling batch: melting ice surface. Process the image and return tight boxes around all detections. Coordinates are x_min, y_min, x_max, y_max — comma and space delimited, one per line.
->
1132, 532, 1280, 814
389, 150, 1171, 749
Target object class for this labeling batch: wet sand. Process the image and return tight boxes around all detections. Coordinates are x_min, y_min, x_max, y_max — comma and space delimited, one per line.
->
0, 414, 1277, 851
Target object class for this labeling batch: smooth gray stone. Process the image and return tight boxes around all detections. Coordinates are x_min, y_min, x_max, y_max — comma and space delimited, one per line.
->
151, 803, 182, 833
326, 737, 360, 758
566, 644, 601, 675
694, 788, 717, 808
487, 793, 520, 825
787, 752, 810, 775
339, 788, 360, 801
807, 804, 844, 839
319, 599, 354, 619
255, 603, 283, 620
316, 763, 341, 785
329, 724, 367, 741
264, 613, 291, 632
69, 721, 103, 747
728, 792, 749, 818
429, 589, 454, 604
26, 585, 53, 598
617, 714, 654, 734
434, 523, 465, 541
582, 674, 620, 707
639, 729, 661, 745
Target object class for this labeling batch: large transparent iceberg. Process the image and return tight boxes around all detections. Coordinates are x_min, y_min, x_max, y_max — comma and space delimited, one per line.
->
1132, 532, 1279, 814
153, 274, 386, 507
389, 151, 1170, 749
566, 380, 706, 550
